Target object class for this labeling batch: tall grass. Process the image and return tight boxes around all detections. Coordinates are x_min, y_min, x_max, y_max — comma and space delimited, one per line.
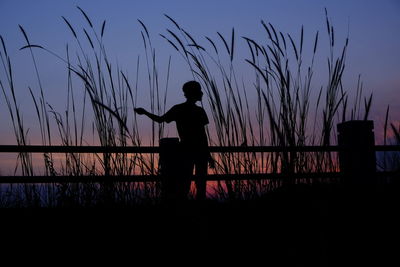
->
0, 7, 169, 206
159, 10, 366, 198
0, 34, 43, 207
0, 8, 393, 206
378, 107, 400, 179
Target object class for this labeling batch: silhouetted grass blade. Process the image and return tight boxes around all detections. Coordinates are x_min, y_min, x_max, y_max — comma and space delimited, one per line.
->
313, 31, 319, 54
92, 99, 130, 133
261, 20, 273, 40
18, 25, 30, 45
167, 29, 187, 56
217, 32, 230, 56
205, 36, 218, 54
287, 34, 298, 61
137, 19, 150, 39
83, 29, 94, 49
384, 106, 390, 145
20, 45, 44, 51
101, 20, 106, 38
363, 93, 373, 120
279, 31, 287, 50
188, 44, 205, 51
164, 14, 181, 30
62, 16, 77, 39
159, 34, 179, 51
230, 28, 235, 62
0, 35, 8, 57
77, 6, 93, 28
183, 29, 203, 51
391, 123, 400, 143
245, 59, 269, 84
300, 25, 304, 55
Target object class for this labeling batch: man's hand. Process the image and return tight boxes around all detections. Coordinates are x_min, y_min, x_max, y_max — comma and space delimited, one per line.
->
134, 108, 165, 123
134, 108, 146, 115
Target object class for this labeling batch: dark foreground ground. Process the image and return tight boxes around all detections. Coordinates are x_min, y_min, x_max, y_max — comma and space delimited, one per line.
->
1, 183, 399, 266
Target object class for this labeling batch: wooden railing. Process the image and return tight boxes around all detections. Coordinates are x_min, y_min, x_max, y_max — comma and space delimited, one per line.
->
0, 144, 399, 183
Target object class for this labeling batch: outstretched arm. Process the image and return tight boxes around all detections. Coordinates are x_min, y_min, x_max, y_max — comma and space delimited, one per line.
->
134, 108, 165, 123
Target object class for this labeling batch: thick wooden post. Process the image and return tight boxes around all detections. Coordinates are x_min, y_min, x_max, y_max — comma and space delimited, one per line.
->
337, 120, 376, 185
159, 138, 182, 202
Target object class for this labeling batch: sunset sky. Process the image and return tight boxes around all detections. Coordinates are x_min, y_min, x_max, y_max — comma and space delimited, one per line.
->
0, 0, 399, 173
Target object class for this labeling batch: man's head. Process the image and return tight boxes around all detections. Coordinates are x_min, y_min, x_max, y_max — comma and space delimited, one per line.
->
183, 81, 203, 102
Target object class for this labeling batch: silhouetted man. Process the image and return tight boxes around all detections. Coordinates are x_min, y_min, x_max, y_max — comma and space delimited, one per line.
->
135, 81, 213, 201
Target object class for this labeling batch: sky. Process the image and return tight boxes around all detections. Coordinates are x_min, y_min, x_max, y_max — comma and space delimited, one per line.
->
0, 0, 399, 154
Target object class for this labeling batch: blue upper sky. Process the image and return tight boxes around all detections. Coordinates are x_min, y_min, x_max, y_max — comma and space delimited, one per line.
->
0, 0, 399, 145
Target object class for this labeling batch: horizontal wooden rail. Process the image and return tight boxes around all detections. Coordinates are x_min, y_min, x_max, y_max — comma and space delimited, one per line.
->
0, 145, 398, 184
0, 172, 397, 184
0, 172, 344, 183
0, 145, 159, 153
0, 145, 399, 153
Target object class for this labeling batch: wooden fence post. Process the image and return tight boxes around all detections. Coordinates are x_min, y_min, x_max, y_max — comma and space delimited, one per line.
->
337, 120, 376, 185
159, 138, 182, 202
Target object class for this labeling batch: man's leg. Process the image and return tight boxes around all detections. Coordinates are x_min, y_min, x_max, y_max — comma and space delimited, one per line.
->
194, 159, 208, 201
179, 157, 194, 201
